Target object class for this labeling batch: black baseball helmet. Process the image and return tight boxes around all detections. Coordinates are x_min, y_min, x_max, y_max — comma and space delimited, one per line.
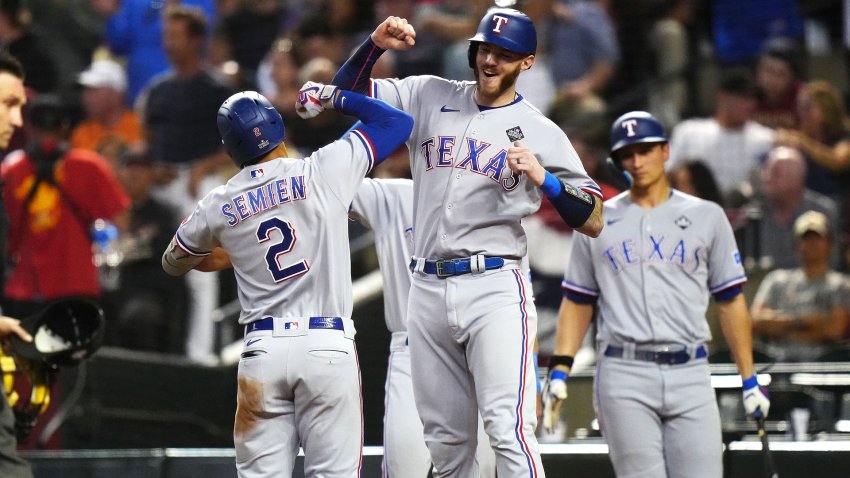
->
10, 297, 105, 367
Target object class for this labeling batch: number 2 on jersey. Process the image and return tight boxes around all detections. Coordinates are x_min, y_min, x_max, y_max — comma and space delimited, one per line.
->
257, 217, 309, 282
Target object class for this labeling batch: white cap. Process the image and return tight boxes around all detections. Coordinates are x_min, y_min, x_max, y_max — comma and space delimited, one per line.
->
793, 210, 830, 238
78, 59, 127, 92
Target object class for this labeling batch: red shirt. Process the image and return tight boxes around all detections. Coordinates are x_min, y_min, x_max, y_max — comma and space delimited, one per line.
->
2, 148, 130, 300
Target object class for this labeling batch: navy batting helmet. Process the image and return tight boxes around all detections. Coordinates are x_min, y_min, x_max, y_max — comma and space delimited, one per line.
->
217, 91, 285, 168
467, 7, 537, 68
609, 111, 667, 157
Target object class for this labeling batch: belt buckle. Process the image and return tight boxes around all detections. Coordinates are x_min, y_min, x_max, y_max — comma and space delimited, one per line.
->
435, 260, 450, 278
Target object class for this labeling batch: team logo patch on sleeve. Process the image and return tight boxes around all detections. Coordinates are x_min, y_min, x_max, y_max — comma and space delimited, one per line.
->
674, 215, 691, 230
564, 183, 593, 204
506, 126, 524, 141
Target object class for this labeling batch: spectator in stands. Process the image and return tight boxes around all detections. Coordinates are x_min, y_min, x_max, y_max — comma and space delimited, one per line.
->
91, 0, 216, 105
667, 69, 774, 205
751, 210, 850, 362
741, 146, 839, 270
70, 58, 143, 170
0, 0, 58, 94
139, 5, 235, 364
105, 150, 187, 354
1, 94, 129, 320
667, 159, 724, 206
710, 0, 804, 65
647, 0, 696, 129
754, 38, 805, 130
774, 80, 850, 223
547, 0, 619, 120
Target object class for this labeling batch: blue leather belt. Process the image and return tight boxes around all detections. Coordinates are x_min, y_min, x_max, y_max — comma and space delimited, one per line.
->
604, 345, 707, 365
412, 257, 505, 278
246, 316, 344, 334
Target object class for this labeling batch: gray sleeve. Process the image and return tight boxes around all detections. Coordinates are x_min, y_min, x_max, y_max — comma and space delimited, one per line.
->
350, 178, 381, 230
562, 232, 599, 298
706, 204, 747, 294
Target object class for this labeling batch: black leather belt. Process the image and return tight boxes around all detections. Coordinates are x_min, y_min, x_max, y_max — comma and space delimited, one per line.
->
604, 345, 707, 365
411, 257, 505, 278
246, 316, 344, 334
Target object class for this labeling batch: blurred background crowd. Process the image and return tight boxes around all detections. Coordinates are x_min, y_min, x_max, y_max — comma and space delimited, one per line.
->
1, 0, 850, 409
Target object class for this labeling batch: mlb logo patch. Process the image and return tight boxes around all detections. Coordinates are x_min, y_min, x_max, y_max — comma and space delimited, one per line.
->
251, 168, 265, 179
285, 322, 299, 330
506, 126, 524, 141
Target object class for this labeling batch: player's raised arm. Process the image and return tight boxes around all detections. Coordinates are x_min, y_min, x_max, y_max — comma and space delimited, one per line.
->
507, 140, 604, 237
296, 81, 413, 166
331, 17, 415, 94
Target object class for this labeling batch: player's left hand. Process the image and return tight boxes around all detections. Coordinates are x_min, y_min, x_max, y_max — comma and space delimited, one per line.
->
507, 141, 545, 186
295, 81, 339, 119
742, 374, 770, 419
541, 370, 568, 434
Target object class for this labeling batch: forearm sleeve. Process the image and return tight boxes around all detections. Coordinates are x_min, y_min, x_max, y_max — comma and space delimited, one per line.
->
332, 36, 385, 94
335, 90, 413, 164
541, 171, 596, 229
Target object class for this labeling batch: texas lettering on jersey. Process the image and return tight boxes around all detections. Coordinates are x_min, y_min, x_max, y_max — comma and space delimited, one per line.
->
418, 136, 521, 191
220, 174, 308, 226
601, 234, 705, 275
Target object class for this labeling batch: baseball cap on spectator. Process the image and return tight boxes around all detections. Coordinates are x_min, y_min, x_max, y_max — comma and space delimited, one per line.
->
793, 210, 830, 238
78, 59, 127, 92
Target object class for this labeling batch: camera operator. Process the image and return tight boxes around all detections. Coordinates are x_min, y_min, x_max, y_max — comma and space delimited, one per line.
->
1, 93, 129, 319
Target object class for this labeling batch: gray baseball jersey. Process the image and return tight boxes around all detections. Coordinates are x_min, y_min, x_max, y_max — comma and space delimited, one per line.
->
563, 190, 746, 346
350, 178, 496, 477
368, 76, 601, 259
562, 189, 745, 478
174, 136, 375, 324
350, 178, 414, 334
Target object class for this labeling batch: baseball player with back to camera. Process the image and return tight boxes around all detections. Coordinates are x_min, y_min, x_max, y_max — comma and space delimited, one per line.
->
161, 84, 412, 477
542, 111, 771, 478
349, 170, 496, 477
330, 7, 604, 477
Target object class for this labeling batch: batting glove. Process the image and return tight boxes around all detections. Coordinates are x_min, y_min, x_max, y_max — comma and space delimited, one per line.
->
295, 81, 339, 119
742, 374, 771, 419
542, 355, 573, 434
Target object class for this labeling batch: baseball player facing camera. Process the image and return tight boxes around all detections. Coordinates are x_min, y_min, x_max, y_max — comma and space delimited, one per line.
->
162, 86, 412, 477
543, 111, 770, 478
333, 7, 603, 477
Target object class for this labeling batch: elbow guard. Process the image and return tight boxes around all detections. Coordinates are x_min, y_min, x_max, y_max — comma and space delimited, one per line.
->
162, 237, 204, 276
542, 172, 596, 228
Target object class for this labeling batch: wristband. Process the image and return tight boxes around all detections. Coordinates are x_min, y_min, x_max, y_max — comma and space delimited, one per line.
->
549, 354, 574, 371
550, 370, 568, 381
742, 374, 758, 390
540, 171, 561, 198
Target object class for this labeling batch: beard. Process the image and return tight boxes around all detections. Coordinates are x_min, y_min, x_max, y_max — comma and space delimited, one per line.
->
473, 62, 522, 101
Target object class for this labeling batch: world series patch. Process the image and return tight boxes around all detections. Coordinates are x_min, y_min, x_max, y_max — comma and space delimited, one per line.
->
564, 182, 593, 204
506, 126, 524, 141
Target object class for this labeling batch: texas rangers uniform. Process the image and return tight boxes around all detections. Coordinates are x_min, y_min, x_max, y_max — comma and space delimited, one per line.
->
562, 190, 746, 478
350, 178, 495, 477
364, 75, 600, 477
171, 133, 379, 477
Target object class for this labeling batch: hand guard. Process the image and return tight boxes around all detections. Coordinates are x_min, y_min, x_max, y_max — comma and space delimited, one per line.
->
541, 370, 568, 434
295, 81, 339, 119
742, 374, 770, 419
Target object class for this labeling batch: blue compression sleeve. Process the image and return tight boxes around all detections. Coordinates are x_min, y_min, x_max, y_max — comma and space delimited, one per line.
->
335, 90, 412, 165
332, 36, 385, 94
543, 171, 596, 228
